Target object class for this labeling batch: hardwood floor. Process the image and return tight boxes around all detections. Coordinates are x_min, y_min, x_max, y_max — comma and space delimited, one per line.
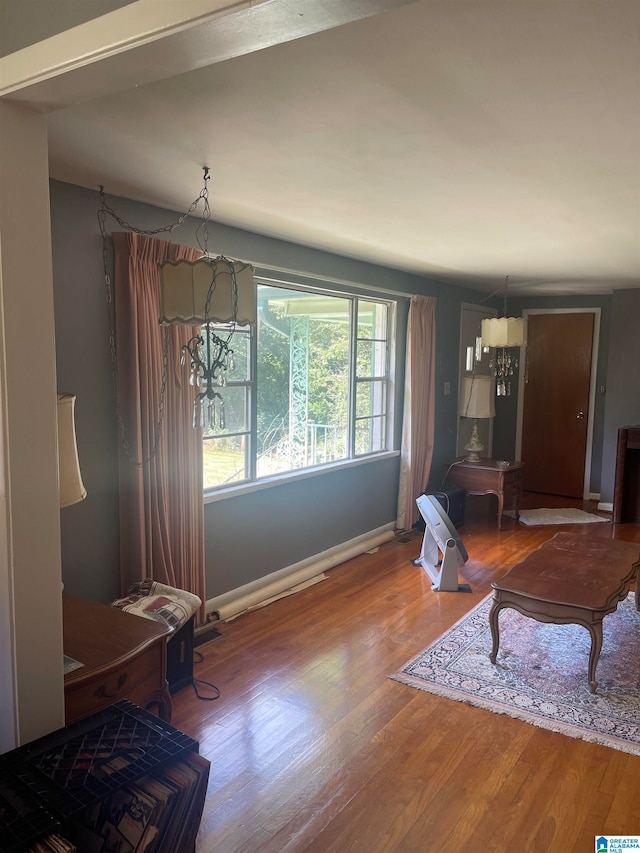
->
171, 493, 640, 852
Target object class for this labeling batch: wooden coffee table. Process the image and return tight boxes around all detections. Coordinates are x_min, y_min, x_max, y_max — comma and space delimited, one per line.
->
489, 532, 640, 693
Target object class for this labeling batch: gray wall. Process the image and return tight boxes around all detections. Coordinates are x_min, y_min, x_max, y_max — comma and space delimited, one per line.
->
427, 286, 468, 491
601, 289, 640, 504
51, 180, 475, 603
52, 182, 121, 603
204, 458, 401, 591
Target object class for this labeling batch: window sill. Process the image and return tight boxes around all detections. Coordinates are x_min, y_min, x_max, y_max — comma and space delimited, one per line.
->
203, 450, 400, 504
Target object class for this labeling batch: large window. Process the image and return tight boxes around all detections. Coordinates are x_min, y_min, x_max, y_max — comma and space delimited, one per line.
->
202, 281, 394, 491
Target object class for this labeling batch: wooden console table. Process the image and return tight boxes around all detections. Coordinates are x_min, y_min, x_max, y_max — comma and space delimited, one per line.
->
489, 533, 640, 693
63, 594, 172, 724
444, 458, 524, 530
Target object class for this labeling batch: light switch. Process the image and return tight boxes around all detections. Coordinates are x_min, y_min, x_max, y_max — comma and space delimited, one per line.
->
444, 381, 451, 395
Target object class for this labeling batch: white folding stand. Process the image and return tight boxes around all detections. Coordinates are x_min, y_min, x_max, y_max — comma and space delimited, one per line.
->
412, 532, 463, 591
412, 494, 470, 592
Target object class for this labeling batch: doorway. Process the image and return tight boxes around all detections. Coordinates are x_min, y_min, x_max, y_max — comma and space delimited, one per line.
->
516, 309, 600, 500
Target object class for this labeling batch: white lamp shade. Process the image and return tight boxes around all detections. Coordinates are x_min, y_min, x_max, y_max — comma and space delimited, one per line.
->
481, 316, 528, 348
458, 375, 496, 419
57, 393, 87, 508
159, 257, 256, 325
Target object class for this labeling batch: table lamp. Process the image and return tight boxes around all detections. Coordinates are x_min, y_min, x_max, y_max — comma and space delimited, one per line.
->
458, 376, 495, 462
57, 392, 87, 508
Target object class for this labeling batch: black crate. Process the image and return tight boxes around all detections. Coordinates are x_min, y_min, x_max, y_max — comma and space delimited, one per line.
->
0, 701, 198, 824
0, 768, 60, 853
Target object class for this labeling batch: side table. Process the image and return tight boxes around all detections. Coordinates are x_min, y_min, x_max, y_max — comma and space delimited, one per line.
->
444, 458, 524, 530
63, 594, 172, 724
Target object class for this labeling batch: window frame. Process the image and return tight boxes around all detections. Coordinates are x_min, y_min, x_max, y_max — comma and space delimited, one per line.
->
202, 276, 397, 497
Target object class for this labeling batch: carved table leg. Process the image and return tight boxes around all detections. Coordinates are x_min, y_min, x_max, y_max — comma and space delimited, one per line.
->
586, 621, 603, 694
489, 597, 502, 664
146, 686, 173, 723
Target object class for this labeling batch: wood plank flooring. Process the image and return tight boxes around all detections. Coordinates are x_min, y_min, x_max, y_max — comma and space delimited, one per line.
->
171, 493, 640, 852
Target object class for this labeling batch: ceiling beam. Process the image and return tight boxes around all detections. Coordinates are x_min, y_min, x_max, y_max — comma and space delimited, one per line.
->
0, 0, 418, 112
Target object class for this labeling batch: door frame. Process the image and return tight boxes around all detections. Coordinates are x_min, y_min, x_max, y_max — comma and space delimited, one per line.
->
515, 307, 601, 501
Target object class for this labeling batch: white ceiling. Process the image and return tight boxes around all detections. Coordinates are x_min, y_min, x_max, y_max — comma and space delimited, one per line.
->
8, 0, 640, 296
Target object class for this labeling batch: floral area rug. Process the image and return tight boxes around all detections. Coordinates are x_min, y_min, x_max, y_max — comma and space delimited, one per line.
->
391, 593, 640, 755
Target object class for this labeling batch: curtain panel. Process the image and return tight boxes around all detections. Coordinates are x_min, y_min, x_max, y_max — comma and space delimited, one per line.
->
113, 232, 206, 622
397, 295, 437, 530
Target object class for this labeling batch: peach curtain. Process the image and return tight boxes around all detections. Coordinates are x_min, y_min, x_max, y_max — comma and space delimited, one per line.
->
113, 232, 206, 622
397, 295, 437, 530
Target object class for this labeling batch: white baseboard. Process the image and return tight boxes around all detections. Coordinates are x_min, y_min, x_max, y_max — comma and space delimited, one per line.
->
588, 492, 601, 502
206, 523, 396, 622
597, 501, 613, 513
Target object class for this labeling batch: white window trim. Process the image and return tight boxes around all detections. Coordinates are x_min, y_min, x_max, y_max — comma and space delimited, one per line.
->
204, 450, 400, 504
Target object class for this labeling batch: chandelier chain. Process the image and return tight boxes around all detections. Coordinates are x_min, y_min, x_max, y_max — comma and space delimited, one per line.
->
98, 182, 208, 240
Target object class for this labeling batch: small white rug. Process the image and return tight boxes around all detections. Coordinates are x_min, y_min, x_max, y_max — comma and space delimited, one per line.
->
506, 508, 609, 526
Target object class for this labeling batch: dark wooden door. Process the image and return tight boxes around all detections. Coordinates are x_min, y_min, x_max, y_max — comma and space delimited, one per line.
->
521, 313, 594, 497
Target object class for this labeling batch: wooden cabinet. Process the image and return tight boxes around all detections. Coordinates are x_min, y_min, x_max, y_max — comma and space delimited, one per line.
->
63, 594, 172, 724
613, 426, 640, 523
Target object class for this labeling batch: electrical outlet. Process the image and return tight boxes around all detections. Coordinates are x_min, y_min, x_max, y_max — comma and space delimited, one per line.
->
444, 381, 451, 396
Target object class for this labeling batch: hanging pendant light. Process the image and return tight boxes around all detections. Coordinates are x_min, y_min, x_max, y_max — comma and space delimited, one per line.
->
480, 277, 527, 397
159, 255, 255, 326
157, 168, 256, 430
98, 168, 257, 460
480, 316, 528, 348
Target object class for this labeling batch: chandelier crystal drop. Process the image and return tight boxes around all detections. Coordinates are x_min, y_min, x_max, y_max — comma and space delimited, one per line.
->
181, 327, 235, 430
489, 349, 519, 396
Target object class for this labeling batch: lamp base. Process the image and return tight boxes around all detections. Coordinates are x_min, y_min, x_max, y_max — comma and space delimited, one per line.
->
463, 419, 485, 463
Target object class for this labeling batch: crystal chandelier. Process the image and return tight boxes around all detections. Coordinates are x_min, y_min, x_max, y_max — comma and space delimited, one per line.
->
97, 168, 255, 463
491, 349, 518, 397
480, 277, 527, 396
181, 306, 235, 430
158, 169, 255, 429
